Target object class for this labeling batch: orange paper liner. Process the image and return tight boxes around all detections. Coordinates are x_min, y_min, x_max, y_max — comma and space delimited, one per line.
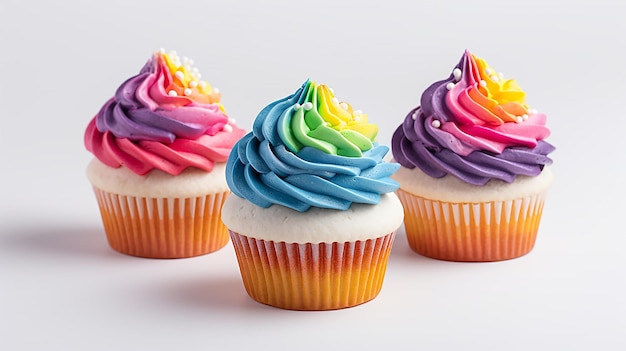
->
396, 188, 547, 262
229, 231, 396, 310
92, 187, 230, 258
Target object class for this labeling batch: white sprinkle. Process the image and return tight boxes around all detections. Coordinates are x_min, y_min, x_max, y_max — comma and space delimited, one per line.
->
195, 73, 202, 79
522, 114, 529, 120
529, 108, 537, 114
223, 124, 233, 133
183, 56, 189, 63
184, 65, 191, 71
213, 88, 220, 94
354, 110, 363, 115
188, 59, 194, 65
159, 48, 166, 53
170, 50, 177, 56
479, 80, 487, 87
229, 118, 237, 124
499, 72, 504, 77
192, 67, 200, 73
168, 90, 178, 96
516, 116, 523, 123
485, 68, 493, 75
340, 102, 349, 110
199, 81, 207, 89
303, 102, 313, 110
412, 112, 418, 120
446, 82, 455, 90
453, 68, 462, 81
293, 103, 301, 110
329, 88, 334, 94
184, 88, 192, 96
175, 71, 185, 80
190, 71, 199, 78
332, 97, 339, 105
490, 75, 499, 82
431, 119, 441, 128
189, 81, 198, 88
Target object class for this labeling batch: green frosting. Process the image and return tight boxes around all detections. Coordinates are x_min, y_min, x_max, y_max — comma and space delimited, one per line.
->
277, 81, 377, 157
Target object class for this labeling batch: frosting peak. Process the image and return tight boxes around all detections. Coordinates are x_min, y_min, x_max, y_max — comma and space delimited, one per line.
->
252, 80, 378, 158
227, 80, 399, 212
392, 50, 554, 185
85, 49, 245, 175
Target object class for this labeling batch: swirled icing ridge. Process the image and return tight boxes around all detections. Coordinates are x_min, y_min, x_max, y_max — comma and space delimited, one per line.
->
392, 50, 554, 185
227, 80, 399, 212
84, 49, 245, 175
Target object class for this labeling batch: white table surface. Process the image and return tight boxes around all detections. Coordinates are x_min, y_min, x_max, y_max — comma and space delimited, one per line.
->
2, 1, 625, 350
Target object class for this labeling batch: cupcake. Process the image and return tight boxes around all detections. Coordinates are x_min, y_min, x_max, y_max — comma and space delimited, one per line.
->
221, 80, 403, 310
391, 50, 555, 262
84, 49, 246, 258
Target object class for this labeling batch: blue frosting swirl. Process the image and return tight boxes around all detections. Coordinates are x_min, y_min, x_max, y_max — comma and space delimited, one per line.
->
226, 82, 400, 212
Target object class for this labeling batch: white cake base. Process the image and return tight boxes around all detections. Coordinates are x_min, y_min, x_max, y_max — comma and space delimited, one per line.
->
392, 166, 553, 203
221, 193, 404, 244
86, 158, 230, 198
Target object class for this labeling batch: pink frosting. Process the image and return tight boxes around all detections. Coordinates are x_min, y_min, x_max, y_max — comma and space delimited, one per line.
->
84, 51, 245, 175
85, 118, 245, 175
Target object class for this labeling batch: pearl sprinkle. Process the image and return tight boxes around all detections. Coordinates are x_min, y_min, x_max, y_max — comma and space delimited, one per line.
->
453, 68, 462, 81
159, 49, 216, 98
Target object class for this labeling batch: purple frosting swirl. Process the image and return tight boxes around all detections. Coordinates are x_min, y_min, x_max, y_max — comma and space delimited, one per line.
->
95, 54, 227, 144
391, 51, 554, 186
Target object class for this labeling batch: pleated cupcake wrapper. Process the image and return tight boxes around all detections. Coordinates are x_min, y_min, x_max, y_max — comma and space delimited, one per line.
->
396, 189, 548, 262
229, 231, 396, 311
92, 187, 230, 258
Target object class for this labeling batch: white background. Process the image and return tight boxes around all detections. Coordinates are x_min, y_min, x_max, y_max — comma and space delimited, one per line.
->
1, 0, 625, 350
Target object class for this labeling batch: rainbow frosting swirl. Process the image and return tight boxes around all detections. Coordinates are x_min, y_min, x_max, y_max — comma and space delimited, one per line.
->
226, 80, 399, 212
392, 50, 554, 185
84, 49, 245, 175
